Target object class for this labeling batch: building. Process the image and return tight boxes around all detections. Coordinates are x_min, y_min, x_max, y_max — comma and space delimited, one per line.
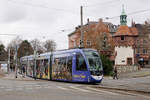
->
134, 22, 150, 67
68, 19, 117, 58
113, 6, 138, 66
68, 5, 150, 72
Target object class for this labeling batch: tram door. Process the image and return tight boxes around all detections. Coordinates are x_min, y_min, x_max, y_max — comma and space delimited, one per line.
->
73, 52, 89, 82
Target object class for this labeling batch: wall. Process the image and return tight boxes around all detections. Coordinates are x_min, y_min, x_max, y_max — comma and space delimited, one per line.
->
115, 65, 139, 73
115, 46, 134, 65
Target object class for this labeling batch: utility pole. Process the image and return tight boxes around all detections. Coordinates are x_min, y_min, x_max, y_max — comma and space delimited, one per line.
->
15, 45, 18, 78
34, 41, 37, 80
7, 48, 10, 73
80, 6, 84, 48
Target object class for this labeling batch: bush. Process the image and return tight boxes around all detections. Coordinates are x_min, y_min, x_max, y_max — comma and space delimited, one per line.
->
100, 55, 113, 75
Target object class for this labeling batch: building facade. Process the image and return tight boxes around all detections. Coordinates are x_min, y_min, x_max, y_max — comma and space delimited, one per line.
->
68, 6, 150, 70
113, 6, 138, 66
68, 19, 117, 58
134, 23, 150, 67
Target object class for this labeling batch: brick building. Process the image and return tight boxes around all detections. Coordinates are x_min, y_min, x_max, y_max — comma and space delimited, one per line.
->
68, 5, 150, 70
134, 23, 150, 67
68, 19, 117, 57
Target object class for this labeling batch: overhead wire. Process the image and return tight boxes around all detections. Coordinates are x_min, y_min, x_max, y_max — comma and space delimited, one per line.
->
6, 0, 150, 25
7, 0, 78, 15
108, 8, 150, 19
83, 0, 120, 8
0, 34, 18, 36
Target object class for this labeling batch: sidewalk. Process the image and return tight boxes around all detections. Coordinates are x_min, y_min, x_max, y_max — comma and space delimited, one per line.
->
119, 68, 150, 79
96, 68, 150, 93
0, 71, 5, 78
2, 72, 35, 81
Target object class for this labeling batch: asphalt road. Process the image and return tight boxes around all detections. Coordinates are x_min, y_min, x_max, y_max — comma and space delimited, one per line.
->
0, 79, 150, 100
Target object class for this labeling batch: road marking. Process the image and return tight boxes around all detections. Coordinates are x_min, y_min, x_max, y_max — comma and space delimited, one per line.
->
26, 88, 33, 90
5, 88, 13, 91
24, 83, 37, 85
70, 86, 91, 93
56, 86, 68, 90
35, 85, 41, 87
0, 86, 5, 88
47, 86, 52, 88
16, 86, 24, 88
86, 87, 119, 95
16, 88, 23, 91
42, 85, 50, 88
35, 86, 42, 89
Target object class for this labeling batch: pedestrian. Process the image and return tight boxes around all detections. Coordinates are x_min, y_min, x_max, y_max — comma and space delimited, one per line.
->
113, 67, 118, 79
22, 66, 25, 78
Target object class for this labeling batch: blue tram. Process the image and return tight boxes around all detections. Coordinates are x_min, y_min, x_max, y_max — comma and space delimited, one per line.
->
20, 48, 103, 83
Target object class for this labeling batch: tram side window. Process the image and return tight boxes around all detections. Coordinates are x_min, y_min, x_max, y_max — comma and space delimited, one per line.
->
76, 53, 87, 71
44, 59, 48, 75
67, 56, 72, 73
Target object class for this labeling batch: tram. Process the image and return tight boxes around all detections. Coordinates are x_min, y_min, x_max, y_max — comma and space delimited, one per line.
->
20, 48, 103, 83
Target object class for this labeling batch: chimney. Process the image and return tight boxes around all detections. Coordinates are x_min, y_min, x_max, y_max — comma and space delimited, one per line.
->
131, 20, 135, 27
99, 18, 103, 23
145, 21, 148, 25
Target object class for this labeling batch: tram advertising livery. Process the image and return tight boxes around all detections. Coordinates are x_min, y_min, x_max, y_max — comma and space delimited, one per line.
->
20, 48, 103, 83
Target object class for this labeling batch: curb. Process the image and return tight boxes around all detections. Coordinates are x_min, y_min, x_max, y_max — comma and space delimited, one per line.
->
93, 86, 150, 94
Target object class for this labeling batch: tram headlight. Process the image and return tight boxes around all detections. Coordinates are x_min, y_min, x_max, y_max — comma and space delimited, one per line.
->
91, 75, 103, 80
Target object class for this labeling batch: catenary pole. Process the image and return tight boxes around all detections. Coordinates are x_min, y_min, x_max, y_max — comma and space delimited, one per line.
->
15, 45, 18, 78
80, 6, 84, 48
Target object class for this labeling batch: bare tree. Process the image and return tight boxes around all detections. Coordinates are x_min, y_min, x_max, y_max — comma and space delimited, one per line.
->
6, 36, 22, 71
43, 40, 56, 52
30, 39, 44, 54
7, 36, 22, 49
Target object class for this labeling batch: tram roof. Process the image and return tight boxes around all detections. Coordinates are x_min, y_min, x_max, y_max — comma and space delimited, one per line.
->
40, 48, 96, 55
21, 48, 97, 60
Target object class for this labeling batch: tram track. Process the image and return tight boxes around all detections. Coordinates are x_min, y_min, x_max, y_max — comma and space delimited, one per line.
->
90, 86, 150, 99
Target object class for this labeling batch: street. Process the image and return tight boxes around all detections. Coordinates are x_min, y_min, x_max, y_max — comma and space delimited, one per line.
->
0, 77, 150, 100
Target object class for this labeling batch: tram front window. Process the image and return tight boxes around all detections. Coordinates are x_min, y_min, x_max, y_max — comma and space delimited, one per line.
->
83, 50, 103, 76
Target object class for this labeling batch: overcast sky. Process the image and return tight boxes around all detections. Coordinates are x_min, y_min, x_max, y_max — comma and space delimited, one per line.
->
0, 0, 150, 50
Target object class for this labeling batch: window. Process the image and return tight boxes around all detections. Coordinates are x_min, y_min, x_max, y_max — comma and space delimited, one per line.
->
137, 40, 139, 44
143, 49, 147, 54
44, 59, 48, 76
86, 40, 91, 47
127, 58, 132, 65
76, 53, 87, 71
121, 36, 124, 40
143, 40, 147, 44
137, 48, 140, 54
67, 56, 72, 73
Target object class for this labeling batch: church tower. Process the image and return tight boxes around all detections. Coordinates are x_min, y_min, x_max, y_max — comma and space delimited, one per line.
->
113, 5, 138, 66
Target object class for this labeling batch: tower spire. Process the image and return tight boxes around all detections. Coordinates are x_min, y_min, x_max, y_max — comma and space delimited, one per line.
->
122, 4, 125, 15
120, 4, 127, 25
